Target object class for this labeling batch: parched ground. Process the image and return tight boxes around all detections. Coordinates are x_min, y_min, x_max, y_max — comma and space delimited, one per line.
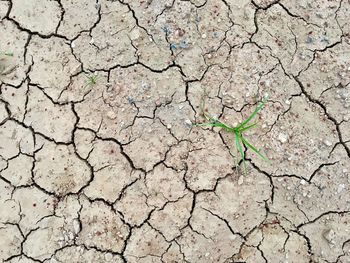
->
1, 0, 350, 262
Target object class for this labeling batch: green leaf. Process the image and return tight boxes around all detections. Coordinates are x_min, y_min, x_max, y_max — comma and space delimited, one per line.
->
237, 123, 257, 133
238, 95, 269, 128
241, 136, 269, 162
235, 132, 245, 161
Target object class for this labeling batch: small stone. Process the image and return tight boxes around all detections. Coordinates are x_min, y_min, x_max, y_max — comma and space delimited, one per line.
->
141, 82, 150, 91
107, 111, 117, 120
323, 229, 336, 245
72, 219, 81, 234
337, 184, 346, 193
184, 119, 192, 126
300, 179, 306, 185
167, 124, 172, 129
238, 176, 244, 185
323, 140, 332, 147
205, 252, 210, 257
105, 253, 113, 261
70, 64, 81, 75
201, 33, 207, 39
278, 133, 288, 143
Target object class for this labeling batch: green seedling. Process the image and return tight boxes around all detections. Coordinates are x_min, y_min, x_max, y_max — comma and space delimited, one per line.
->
0, 51, 13, 57
85, 73, 99, 86
194, 95, 269, 172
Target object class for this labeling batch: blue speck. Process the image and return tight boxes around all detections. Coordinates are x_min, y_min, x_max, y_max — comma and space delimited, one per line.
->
306, 36, 314, 44
180, 40, 189, 49
320, 35, 330, 44
162, 26, 171, 35
170, 43, 177, 50
127, 97, 135, 104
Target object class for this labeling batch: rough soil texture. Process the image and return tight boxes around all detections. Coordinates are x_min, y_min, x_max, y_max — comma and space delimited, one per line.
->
1, 0, 350, 262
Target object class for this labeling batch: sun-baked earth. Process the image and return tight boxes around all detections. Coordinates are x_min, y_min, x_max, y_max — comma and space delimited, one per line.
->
1, 0, 350, 262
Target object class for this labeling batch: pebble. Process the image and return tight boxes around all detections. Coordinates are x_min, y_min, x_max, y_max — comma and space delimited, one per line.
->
141, 82, 150, 91
337, 184, 346, 193
323, 229, 336, 245
300, 179, 306, 185
105, 253, 113, 261
323, 140, 332, 147
184, 119, 192, 126
167, 124, 172, 129
107, 111, 117, 120
201, 33, 207, 39
278, 133, 288, 143
73, 219, 81, 234
238, 176, 244, 185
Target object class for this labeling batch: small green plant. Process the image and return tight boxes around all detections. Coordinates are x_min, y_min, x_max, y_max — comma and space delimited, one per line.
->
194, 95, 269, 171
0, 51, 13, 57
85, 73, 99, 86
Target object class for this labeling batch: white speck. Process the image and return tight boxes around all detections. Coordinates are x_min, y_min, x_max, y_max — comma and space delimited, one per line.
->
184, 119, 192, 126
71, 41, 75, 48
72, 219, 81, 234
107, 111, 117, 120
285, 99, 291, 105
337, 184, 346, 193
238, 176, 244, 185
141, 81, 150, 91
323, 140, 332, 147
105, 253, 113, 261
201, 33, 207, 39
167, 124, 172, 129
300, 179, 306, 185
278, 133, 288, 143
230, 234, 237, 240
89, 37, 94, 45
205, 252, 210, 257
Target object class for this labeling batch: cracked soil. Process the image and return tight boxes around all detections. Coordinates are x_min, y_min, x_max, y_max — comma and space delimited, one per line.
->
1, 0, 350, 262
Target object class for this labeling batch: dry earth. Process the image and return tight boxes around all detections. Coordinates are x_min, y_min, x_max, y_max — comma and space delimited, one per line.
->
1, 0, 350, 262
